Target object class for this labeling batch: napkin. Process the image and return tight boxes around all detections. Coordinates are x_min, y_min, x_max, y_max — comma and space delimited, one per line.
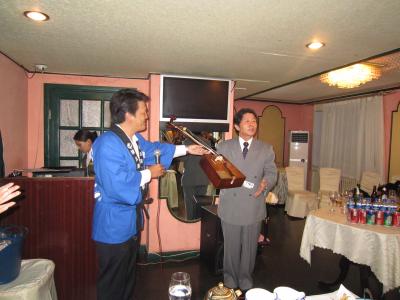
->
274, 286, 305, 300
335, 284, 357, 300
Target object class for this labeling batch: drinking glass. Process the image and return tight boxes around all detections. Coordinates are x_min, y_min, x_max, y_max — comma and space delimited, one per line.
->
388, 189, 397, 201
169, 272, 192, 300
316, 192, 321, 207
347, 190, 353, 199
337, 193, 345, 214
329, 191, 338, 212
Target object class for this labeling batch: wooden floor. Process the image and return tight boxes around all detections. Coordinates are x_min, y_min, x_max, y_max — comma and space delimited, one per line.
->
134, 206, 399, 300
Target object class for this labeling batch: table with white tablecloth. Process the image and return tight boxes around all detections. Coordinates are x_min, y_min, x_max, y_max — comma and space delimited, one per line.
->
300, 207, 400, 294
0, 259, 57, 300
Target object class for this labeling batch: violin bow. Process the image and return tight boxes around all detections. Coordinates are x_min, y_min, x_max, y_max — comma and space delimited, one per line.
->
167, 117, 219, 156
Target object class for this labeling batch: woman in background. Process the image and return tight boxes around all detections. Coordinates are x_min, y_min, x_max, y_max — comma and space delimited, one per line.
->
74, 130, 98, 172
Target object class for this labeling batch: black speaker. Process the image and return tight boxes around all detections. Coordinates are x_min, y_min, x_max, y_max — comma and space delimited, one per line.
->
193, 195, 214, 220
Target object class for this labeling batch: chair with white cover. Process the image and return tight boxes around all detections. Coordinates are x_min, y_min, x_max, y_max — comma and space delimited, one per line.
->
318, 168, 341, 208
284, 166, 318, 218
390, 174, 400, 183
360, 171, 381, 195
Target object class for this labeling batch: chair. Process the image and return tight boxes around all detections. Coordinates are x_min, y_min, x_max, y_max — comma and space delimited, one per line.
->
360, 171, 381, 195
390, 174, 400, 183
284, 166, 318, 218
0, 259, 57, 300
318, 168, 341, 208
271, 168, 288, 204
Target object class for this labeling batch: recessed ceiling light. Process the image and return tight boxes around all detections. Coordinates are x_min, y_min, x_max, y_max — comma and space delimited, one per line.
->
306, 41, 325, 50
24, 11, 50, 22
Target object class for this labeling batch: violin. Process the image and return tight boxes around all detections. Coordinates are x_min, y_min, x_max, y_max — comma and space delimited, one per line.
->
167, 117, 245, 189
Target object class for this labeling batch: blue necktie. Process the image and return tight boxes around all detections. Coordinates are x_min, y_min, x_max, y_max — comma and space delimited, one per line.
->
243, 142, 249, 159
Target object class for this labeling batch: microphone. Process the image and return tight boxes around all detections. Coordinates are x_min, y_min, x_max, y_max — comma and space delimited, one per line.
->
154, 149, 161, 164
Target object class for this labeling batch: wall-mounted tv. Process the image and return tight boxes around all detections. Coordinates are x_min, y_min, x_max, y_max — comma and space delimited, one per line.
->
159, 75, 231, 132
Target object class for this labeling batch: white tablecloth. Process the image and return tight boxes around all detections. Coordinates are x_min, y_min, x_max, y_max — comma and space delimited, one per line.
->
300, 207, 400, 293
0, 259, 57, 300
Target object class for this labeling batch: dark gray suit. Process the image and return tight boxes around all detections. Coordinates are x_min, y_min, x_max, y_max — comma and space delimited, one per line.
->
217, 138, 277, 290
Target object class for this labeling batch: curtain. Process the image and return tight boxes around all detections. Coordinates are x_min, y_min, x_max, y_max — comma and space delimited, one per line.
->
315, 95, 384, 182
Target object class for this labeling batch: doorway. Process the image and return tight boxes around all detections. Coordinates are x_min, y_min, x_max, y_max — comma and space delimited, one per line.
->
258, 106, 285, 167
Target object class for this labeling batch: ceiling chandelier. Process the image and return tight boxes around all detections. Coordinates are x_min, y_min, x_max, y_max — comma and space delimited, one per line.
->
320, 63, 381, 89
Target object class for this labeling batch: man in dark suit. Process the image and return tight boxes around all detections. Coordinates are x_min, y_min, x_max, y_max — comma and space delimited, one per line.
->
216, 108, 277, 292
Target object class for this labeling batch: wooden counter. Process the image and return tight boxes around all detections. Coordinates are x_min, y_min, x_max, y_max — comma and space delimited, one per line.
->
0, 177, 96, 300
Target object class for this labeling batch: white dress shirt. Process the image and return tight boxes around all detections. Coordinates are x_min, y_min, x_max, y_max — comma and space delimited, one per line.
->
238, 136, 253, 152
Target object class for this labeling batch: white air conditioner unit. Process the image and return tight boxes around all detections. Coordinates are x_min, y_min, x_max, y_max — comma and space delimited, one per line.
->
289, 131, 309, 188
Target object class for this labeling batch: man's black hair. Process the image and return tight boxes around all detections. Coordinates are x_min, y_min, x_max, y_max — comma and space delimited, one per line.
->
110, 88, 149, 124
233, 108, 258, 126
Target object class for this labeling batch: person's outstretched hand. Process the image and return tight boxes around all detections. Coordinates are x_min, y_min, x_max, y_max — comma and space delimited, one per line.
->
0, 182, 21, 214
187, 145, 209, 155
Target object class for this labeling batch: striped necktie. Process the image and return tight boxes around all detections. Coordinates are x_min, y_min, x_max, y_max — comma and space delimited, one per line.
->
243, 141, 249, 159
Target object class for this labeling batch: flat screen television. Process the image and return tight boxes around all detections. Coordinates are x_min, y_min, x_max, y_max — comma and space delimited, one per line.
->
159, 75, 231, 132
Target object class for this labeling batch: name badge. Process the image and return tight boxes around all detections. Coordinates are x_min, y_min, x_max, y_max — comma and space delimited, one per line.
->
243, 180, 255, 189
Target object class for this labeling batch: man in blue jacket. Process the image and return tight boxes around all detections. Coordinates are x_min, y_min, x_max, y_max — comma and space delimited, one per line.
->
92, 88, 205, 300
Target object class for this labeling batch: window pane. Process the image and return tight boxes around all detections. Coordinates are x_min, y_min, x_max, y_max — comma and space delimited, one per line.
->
104, 101, 111, 128
60, 130, 78, 157
82, 100, 101, 127
60, 99, 79, 126
60, 160, 79, 167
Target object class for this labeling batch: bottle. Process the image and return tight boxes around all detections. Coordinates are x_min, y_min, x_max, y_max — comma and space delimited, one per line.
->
371, 185, 378, 203
376, 195, 384, 225
377, 184, 383, 198
381, 186, 388, 203
354, 184, 361, 203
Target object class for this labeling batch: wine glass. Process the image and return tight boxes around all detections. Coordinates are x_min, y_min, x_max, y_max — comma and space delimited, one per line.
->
337, 193, 346, 214
169, 272, 192, 300
329, 191, 338, 212
316, 192, 321, 207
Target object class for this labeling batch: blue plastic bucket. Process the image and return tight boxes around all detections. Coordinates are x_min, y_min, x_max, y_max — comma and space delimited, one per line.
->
0, 225, 28, 284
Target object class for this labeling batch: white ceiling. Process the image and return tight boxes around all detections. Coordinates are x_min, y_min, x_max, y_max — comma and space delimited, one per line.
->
1, 0, 399, 103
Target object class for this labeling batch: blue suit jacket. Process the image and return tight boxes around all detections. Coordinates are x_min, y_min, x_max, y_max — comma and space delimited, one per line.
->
92, 131, 175, 244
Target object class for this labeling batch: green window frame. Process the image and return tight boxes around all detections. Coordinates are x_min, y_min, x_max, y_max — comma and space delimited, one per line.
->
44, 84, 124, 167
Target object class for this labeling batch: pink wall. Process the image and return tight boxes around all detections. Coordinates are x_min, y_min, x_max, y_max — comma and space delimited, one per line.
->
235, 100, 314, 187
234, 100, 314, 167
237, 94, 400, 184
2, 50, 398, 252
145, 74, 236, 252
383, 91, 400, 179
146, 74, 201, 252
0, 53, 28, 175
27, 74, 149, 168
25, 71, 235, 252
